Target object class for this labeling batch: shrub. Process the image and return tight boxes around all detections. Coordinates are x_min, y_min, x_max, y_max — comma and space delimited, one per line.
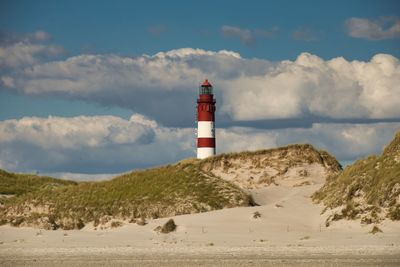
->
370, 225, 383, 234
111, 221, 123, 228
161, 219, 176, 233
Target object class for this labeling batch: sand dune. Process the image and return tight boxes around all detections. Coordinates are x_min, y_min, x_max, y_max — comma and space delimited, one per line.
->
1, 182, 399, 266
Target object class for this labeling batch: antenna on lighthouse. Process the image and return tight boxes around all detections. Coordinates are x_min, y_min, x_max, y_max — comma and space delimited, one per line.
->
196, 79, 216, 159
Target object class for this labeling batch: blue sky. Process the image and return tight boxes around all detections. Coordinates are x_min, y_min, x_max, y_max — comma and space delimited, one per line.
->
0, 0, 399, 120
2, 0, 399, 59
0, 0, 399, 177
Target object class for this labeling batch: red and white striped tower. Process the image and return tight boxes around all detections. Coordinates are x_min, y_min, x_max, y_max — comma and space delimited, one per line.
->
197, 79, 216, 159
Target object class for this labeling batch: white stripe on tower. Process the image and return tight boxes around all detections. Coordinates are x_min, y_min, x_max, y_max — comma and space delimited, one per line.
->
197, 121, 215, 138
197, 121, 215, 159
197, 147, 215, 159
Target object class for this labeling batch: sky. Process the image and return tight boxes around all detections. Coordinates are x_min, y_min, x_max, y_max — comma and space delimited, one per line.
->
0, 0, 400, 179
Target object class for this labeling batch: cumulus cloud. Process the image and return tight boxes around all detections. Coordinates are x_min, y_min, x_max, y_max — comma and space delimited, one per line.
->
221, 53, 400, 120
1, 30, 399, 177
218, 122, 400, 162
0, 47, 261, 126
0, 30, 63, 70
0, 114, 398, 176
0, 114, 194, 174
345, 16, 400, 40
0, 115, 155, 149
1, 35, 399, 126
0, 42, 64, 70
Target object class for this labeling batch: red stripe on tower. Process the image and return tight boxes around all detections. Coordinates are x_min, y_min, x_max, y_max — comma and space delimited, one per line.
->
197, 79, 216, 159
197, 138, 216, 147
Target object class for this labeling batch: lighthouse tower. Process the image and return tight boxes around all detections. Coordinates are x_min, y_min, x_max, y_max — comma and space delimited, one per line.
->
197, 79, 216, 159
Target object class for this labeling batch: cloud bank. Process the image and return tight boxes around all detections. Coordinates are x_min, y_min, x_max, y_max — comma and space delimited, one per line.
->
0, 114, 193, 174
1, 42, 399, 127
221, 52, 400, 120
1, 30, 399, 176
0, 114, 398, 175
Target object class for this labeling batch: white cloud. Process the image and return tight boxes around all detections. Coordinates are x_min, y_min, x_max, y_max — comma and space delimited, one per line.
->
0, 47, 261, 126
217, 127, 278, 153
272, 122, 400, 161
45, 172, 122, 181
0, 115, 154, 148
0, 43, 63, 69
1, 30, 399, 177
221, 53, 400, 120
0, 37, 399, 125
220, 25, 277, 46
0, 30, 51, 45
0, 114, 194, 173
0, 30, 63, 70
3, 48, 236, 94
345, 17, 400, 40
217, 123, 400, 162
221, 25, 255, 46
0, 114, 398, 175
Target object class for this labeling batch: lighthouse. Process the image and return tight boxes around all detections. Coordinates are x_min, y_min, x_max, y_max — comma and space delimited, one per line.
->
197, 79, 216, 159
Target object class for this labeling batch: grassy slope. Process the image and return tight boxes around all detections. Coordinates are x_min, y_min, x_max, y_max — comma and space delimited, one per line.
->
313, 131, 400, 224
0, 161, 252, 230
0, 144, 342, 230
198, 144, 342, 174
0, 169, 76, 196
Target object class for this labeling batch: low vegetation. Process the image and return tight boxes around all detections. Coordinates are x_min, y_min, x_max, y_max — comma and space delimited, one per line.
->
158, 219, 177, 233
0, 143, 359, 230
0, 169, 76, 196
198, 144, 342, 189
199, 144, 342, 174
313, 131, 400, 225
0, 162, 253, 230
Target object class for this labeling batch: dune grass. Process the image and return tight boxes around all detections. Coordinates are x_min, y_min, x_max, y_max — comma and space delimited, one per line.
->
313, 131, 400, 223
0, 162, 252, 229
0, 169, 76, 196
199, 144, 342, 173
0, 143, 345, 230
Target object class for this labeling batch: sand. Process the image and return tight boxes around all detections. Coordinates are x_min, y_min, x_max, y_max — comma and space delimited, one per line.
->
1, 184, 399, 266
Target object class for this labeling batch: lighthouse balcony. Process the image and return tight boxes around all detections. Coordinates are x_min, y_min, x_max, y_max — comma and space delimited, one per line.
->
197, 94, 215, 103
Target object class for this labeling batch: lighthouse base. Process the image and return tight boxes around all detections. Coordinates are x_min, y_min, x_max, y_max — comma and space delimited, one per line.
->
197, 147, 215, 159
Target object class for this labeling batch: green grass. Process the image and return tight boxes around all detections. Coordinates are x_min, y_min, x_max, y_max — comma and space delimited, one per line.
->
0, 169, 76, 196
313, 131, 400, 223
0, 143, 343, 230
0, 162, 253, 229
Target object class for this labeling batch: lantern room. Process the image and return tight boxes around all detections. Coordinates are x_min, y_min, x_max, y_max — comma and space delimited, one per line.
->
199, 79, 213, 95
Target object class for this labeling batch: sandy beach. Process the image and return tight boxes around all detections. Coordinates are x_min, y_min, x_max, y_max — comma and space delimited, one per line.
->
1, 184, 399, 266
2, 1, 400, 265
